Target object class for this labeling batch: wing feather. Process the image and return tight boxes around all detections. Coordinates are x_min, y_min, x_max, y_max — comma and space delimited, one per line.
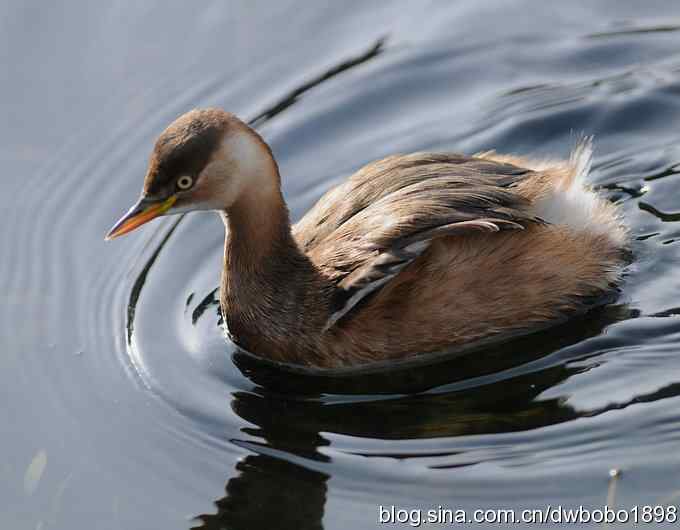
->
292, 153, 539, 330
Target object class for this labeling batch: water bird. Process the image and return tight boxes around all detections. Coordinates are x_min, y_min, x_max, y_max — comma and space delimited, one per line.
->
106, 109, 627, 368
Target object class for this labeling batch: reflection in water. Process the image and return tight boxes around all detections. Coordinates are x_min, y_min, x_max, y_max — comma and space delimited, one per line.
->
587, 23, 680, 39
127, 217, 184, 343
192, 287, 220, 325
194, 453, 328, 530
248, 38, 386, 128
10, 3, 680, 529
192, 393, 330, 530
191, 304, 633, 528
639, 201, 680, 222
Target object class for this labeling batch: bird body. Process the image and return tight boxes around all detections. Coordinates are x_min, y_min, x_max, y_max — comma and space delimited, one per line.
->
107, 109, 627, 368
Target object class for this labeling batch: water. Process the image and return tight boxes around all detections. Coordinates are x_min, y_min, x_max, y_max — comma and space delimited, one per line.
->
3, 1, 680, 528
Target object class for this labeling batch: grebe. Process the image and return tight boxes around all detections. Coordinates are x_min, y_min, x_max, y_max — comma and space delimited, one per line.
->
106, 109, 627, 368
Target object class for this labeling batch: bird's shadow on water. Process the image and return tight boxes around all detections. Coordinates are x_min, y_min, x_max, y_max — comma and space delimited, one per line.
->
190, 303, 635, 530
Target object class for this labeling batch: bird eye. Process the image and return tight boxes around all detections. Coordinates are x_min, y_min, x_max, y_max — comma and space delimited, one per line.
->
176, 176, 194, 190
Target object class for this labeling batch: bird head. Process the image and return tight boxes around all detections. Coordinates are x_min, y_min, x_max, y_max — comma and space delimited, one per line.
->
106, 108, 277, 239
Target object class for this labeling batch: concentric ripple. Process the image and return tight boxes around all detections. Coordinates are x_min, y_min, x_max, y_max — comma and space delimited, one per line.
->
130, 27, 680, 529
5, 3, 680, 530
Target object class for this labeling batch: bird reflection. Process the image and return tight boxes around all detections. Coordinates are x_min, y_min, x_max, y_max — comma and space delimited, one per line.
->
191, 392, 330, 530
191, 304, 631, 530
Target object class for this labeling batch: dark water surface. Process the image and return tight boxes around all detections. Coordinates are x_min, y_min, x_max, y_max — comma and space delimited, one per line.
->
4, 1, 680, 529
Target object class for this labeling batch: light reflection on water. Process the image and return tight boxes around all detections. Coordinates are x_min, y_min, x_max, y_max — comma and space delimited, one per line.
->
4, 2, 680, 529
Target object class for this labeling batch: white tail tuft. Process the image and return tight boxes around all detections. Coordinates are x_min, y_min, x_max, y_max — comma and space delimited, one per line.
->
533, 137, 627, 249
569, 135, 594, 186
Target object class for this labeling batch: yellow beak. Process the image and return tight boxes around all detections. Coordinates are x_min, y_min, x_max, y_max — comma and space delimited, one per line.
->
105, 195, 177, 240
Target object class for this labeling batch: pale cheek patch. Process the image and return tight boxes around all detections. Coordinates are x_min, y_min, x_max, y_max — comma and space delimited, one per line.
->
223, 130, 263, 176
193, 158, 243, 210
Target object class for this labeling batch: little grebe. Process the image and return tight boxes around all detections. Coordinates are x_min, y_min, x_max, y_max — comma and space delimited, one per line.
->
107, 109, 627, 368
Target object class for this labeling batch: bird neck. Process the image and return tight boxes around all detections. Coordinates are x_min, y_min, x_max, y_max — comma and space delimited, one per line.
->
221, 127, 296, 265
219, 183, 331, 363
223, 183, 294, 263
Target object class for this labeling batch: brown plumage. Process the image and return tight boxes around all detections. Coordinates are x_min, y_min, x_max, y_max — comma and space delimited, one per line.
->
107, 108, 628, 368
